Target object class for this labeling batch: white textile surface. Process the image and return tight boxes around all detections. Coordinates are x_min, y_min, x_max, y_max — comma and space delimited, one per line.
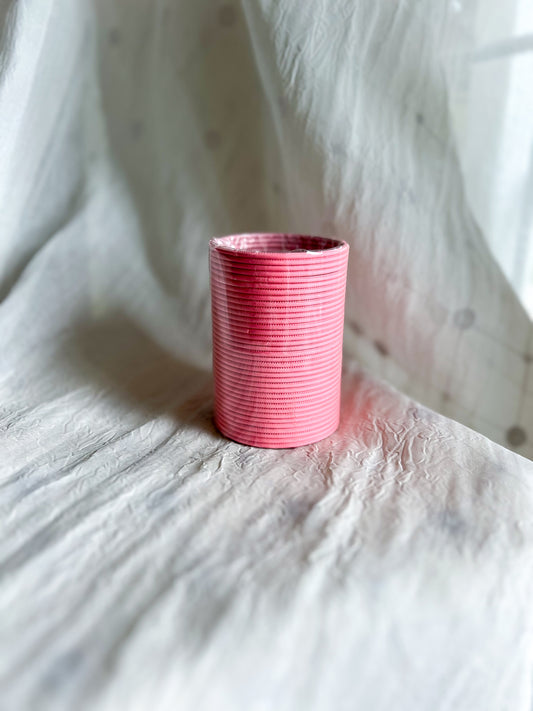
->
1, 1, 533, 710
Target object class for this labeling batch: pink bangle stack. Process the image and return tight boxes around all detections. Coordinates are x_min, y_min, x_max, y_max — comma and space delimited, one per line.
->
210, 233, 349, 448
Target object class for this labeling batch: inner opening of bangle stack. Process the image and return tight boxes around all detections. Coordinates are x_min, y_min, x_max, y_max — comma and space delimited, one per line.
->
211, 233, 346, 254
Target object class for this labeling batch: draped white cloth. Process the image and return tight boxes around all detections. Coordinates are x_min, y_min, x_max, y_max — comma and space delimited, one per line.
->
1, 2, 533, 709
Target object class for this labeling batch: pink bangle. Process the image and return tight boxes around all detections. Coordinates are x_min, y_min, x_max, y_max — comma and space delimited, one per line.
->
210, 233, 349, 448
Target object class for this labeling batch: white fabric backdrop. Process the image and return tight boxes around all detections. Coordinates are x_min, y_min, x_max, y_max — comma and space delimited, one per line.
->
444, 0, 533, 308
1, 1, 533, 709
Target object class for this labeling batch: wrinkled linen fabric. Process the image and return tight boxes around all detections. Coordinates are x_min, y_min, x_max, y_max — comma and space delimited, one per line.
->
1, 1, 533, 710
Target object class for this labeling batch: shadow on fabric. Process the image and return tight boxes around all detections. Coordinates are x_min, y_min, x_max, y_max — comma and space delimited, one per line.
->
62, 312, 216, 438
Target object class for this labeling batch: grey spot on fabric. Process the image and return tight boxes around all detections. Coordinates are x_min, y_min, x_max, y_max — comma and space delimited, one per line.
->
438, 510, 468, 539
130, 120, 144, 139
218, 4, 236, 27
442, 391, 451, 402
416, 112, 424, 124
349, 321, 363, 335
42, 650, 83, 691
286, 497, 315, 524
397, 182, 414, 203
146, 489, 173, 511
453, 307, 475, 330
374, 341, 388, 357
506, 425, 527, 447
523, 353, 533, 363
204, 129, 221, 150
271, 182, 282, 195
109, 28, 120, 45
321, 220, 335, 234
